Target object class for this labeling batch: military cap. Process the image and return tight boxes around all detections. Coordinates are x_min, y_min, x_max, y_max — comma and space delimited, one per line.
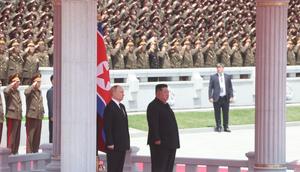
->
23, 29, 34, 39
195, 39, 201, 44
31, 72, 42, 83
1, 4, 12, 15
12, 20, 22, 27
184, 40, 191, 45
40, 12, 52, 20
9, 28, 22, 39
127, 41, 134, 46
0, 15, 9, 22
25, 12, 38, 21
27, 40, 35, 47
139, 41, 146, 46
13, 13, 23, 21
27, 0, 39, 11
42, 3, 52, 12
205, 37, 214, 44
9, 73, 21, 83
11, 39, 20, 47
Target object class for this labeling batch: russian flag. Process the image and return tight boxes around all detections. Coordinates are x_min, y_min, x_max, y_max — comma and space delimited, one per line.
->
97, 22, 111, 152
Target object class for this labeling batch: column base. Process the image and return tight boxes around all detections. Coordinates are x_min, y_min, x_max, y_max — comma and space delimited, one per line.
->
46, 156, 61, 172
254, 164, 286, 172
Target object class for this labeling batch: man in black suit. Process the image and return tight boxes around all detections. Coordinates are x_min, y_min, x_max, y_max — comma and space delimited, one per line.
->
208, 63, 234, 132
147, 84, 180, 172
104, 85, 130, 172
46, 75, 53, 143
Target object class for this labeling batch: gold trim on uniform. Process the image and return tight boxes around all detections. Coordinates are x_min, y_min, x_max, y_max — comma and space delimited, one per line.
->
256, 2, 289, 7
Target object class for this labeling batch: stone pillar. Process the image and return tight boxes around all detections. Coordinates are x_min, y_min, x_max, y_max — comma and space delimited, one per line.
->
255, 0, 288, 172
46, 0, 62, 171
60, 0, 97, 172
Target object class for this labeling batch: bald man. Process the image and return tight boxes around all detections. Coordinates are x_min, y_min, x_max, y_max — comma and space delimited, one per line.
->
103, 85, 130, 172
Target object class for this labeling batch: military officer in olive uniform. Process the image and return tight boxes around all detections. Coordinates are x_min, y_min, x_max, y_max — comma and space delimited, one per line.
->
22, 41, 39, 85
111, 39, 125, 69
231, 40, 243, 67
287, 40, 296, 66
293, 38, 300, 65
169, 40, 182, 68
203, 38, 217, 67
158, 42, 171, 68
135, 41, 148, 69
180, 40, 193, 68
124, 41, 137, 69
0, 39, 8, 85
8, 41, 24, 79
35, 40, 49, 67
192, 40, 204, 67
241, 38, 255, 66
216, 38, 231, 67
4, 74, 22, 154
24, 73, 44, 153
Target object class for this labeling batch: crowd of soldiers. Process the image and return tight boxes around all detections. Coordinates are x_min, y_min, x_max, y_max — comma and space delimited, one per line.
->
98, 0, 300, 69
0, 0, 53, 85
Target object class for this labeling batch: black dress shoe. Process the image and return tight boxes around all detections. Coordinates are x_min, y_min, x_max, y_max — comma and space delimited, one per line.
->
224, 128, 231, 132
214, 127, 222, 132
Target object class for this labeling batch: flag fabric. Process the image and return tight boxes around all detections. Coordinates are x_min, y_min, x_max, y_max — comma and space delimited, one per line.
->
97, 22, 111, 152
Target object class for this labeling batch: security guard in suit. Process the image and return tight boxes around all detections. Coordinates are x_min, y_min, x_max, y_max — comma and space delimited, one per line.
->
4, 74, 22, 154
24, 73, 44, 153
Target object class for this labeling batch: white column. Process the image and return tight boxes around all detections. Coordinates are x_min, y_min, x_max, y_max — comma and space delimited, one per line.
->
255, 0, 288, 172
61, 0, 97, 172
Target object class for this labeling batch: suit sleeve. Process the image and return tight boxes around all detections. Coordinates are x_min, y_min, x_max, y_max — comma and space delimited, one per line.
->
103, 105, 114, 146
147, 103, 160, 142
228, 75, 234, 98
208, 75, 214, 99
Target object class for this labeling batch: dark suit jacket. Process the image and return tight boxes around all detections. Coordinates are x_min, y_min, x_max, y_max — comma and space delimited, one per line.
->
208, 73, 233, 102
147, 98, 180, 149
104, 100, 130, 151
46, 87, 53, 119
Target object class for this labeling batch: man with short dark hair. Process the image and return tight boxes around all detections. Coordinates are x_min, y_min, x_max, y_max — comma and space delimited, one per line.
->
147, 84, 180, 172
208, 63, 234, 132
104, 85, 130, 172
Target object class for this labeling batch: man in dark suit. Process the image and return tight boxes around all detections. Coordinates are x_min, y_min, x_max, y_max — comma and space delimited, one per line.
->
104, 85, 130, 172
147, 84, 180, 172
209, 63, 234, 132
46, 75, 53, 143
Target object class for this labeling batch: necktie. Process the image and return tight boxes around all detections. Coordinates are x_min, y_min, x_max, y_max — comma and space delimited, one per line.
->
119, 103, 126, 116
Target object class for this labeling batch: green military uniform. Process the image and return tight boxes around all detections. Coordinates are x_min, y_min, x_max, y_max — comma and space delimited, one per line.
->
158, 43, 171, 68
36, 50, 49, 67
231, 47, 243, 67
135, 41, 149, 69
287, 40, 296, 66
180, 41, 193, 68
4, 78, 22, 154
110, 40, 124, 69
0, 50, 8, 85
241, 42, 255, 66
8, 45, 24, 78
25, 80, 44, 153
216, 47, 231, 67
202, 40, 217, 67
22, 53, 39, 85
192, 40, 204, 67
293, 42, 300, 65
123, 42, 137, 69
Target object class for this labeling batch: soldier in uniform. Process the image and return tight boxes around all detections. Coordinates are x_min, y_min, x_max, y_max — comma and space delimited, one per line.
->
216, 38, 232, 67
111, 39, 125, 69
241, 37, 255, 66
192, 39, 204, 67
148, 41, 160, 69
22, 41, 39, 85
4, 74, 22, 154
35, 40, 50, 67
25, 73, 44, 153
0, 39, 8, 85
202, 38, 217, 67
0, 80, 3, 144
231, 40, 243, 67
169, 40, 182, 68
8, 40, 24, 79
124, 41, 137, 69
293, 37, 300, 65
158, 42, 171, 68
287, 40, 296, 65
136, 41, 149, 69
180, 40, 193, 68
